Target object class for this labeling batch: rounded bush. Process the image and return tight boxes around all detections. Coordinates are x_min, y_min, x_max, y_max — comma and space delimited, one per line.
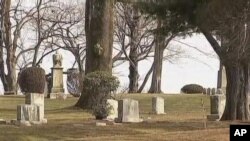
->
181, 84, 204, 94
83, 71, 119, 119
18, 67, 46, 94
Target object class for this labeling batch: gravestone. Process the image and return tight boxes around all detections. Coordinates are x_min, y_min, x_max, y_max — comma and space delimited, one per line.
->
49, 51, 66, 99
216, 88, 223, 95
217, 65, 227, 94
117, 99, 142, 123
211, 88, 216, 95
107, 99, 118, 120
16, 93, 47, 126
207, 94, 226, 121
202, 88, 207, 95
207, 88, 211, 95
152, 97, 165, 114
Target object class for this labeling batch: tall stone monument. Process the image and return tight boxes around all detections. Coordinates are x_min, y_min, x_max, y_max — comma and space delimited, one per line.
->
49, 51, 65, 99
217, 64, 227, 94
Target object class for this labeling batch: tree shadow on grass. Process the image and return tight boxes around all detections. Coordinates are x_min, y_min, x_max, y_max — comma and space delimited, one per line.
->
126, 120, 229, 132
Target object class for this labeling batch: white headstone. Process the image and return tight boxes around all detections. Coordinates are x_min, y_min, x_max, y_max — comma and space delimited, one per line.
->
16, 93, 46, 126
107, 99, 118, 120
25, 93, 44, 120
152, 97, 165, 114
117, 99, 142, 123
17, 104, 41, 121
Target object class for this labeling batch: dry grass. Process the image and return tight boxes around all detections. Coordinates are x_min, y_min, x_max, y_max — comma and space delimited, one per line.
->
0, 94, 230, 141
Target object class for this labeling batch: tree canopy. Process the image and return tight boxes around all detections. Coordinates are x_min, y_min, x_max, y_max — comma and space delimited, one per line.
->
138, 0, 250, 120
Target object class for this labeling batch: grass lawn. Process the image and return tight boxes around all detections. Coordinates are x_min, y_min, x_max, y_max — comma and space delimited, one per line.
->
0, 94, 230, 141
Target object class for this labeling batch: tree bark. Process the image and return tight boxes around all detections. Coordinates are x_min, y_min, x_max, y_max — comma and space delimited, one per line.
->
75, 0, 114, 108
0, 1, 7, 90
128, 5, 140, 93
148, 19, 165, 93
128, 51, 139, 93
1, 0, 17, 93
138, 62, 154, 93
148, 19, 173, 94
84, 0, 114, 74
220, 62, 250, 120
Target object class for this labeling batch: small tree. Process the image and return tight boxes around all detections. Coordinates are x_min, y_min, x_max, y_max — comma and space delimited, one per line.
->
76, 71, 119, 119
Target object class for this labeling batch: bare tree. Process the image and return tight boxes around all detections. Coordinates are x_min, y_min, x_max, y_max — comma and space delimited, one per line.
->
48, 1, 86, 75
0, 0, 19, 93
148, 18, 173, 93
114, 3, 155, 93
0, 0, 84, 94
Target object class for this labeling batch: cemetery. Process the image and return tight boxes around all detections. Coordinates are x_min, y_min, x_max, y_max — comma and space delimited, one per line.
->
0, 52, 230, 140
0, 0, 249, 141
0, 94, 230, 141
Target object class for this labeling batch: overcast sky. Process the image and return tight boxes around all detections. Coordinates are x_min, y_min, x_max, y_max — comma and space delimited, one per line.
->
0, 0, 219, 94
0, 33, 218, 94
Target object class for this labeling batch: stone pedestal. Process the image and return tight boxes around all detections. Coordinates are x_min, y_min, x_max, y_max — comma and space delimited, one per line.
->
152, 97, 165, 114
17, 104, 43, 121
49, 93, 67, 100
207, 95, 226, 121
49, 67, 65, 99
107, 99, 118, 120
16, 93, 46, 126
117, 99, 142, 123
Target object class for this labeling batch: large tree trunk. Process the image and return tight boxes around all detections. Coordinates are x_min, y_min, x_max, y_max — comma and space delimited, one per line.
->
1, 0, 17, 94
84, 0, 114, 74
148, 45, 164, 93
148, 19, 165, 93
128, 5, 140, 93
149, 19, 173, 94
75, 0, 114, 108
0, 1, 7, 90
128, 52, 139, 93
202, 28, 250, 121
220, 62, 250, 120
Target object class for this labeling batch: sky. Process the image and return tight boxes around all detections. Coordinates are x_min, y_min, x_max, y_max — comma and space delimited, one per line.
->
113, 34, 219, 93
0, 0, 220, 94
0, 33, 219, 95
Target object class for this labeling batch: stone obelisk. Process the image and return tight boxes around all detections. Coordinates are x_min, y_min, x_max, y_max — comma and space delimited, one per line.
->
49, 51, 65, 99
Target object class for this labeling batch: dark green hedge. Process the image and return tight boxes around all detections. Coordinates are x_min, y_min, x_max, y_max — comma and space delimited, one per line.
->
18, 67, 46, 94
181, 84, 204, 94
